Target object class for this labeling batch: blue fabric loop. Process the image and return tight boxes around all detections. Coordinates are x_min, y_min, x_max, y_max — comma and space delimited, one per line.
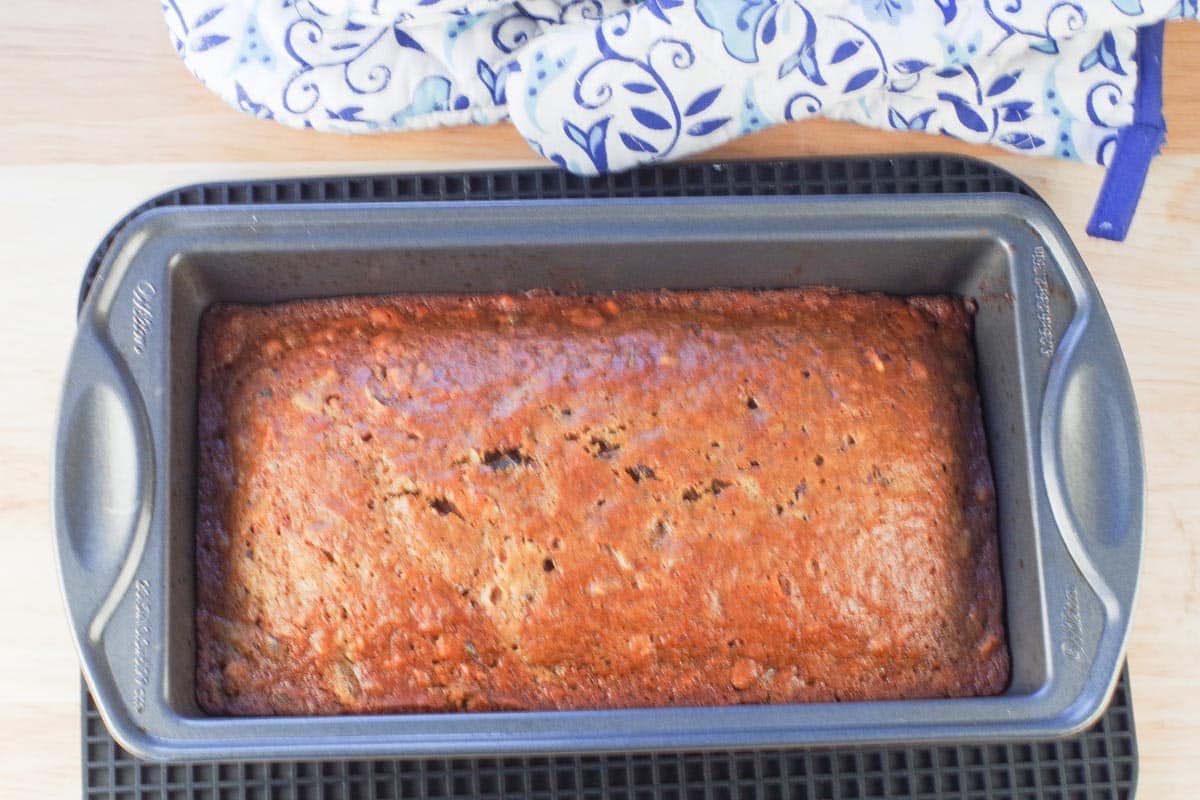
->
1087, 23, 1168, 242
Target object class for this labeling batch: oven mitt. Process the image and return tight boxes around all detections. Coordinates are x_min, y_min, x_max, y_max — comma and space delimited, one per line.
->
162, 0, 638, 131
163, 1, 1197, 241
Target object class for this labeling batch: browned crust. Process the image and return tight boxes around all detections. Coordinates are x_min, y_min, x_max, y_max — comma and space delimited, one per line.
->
195, 288, 1008, 716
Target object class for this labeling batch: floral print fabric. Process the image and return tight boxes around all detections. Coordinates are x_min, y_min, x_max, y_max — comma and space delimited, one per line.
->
163, 0, 1197, 173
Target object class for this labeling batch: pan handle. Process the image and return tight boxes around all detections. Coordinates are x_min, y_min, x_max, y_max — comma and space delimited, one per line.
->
53, 331, 155, 647
1040, 295, 1143, 654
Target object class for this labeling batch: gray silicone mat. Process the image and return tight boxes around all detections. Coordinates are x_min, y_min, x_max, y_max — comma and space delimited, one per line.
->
84, 676, 1135, 799
79, 156, 1137, 799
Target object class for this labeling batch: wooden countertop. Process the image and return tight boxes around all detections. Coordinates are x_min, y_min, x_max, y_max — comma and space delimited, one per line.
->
1, 5, 1196, 797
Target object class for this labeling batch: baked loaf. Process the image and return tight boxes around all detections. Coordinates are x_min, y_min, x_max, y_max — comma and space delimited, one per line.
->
195, 289, 1008, 716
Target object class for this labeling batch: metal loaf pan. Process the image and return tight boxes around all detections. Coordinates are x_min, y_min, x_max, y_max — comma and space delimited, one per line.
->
55, 195, 1142, 761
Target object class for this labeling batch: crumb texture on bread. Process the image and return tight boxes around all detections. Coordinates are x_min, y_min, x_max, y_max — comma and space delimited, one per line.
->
195, 289, 1008, 715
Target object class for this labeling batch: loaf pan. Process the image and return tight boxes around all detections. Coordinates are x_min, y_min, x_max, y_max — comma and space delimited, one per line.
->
55, 195, 1143, 761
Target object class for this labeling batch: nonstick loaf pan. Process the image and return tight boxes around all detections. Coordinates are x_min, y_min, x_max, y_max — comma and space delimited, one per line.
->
54, 194, 1143, 761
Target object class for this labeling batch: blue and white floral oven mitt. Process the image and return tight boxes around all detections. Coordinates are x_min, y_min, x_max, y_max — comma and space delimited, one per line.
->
164, 0, 1197, 240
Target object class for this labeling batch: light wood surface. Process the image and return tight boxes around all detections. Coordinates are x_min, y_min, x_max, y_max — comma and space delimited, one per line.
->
0, 4, 1196, 798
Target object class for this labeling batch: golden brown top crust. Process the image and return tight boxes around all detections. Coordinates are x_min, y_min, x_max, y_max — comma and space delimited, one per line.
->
195, 289, 1007, 716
